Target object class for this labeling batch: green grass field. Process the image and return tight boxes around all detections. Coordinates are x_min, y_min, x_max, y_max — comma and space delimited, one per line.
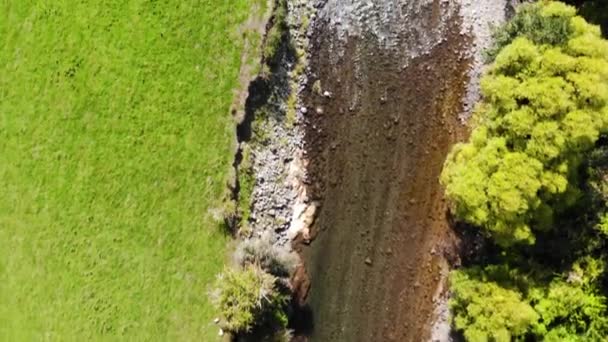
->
0, 1, 259, 340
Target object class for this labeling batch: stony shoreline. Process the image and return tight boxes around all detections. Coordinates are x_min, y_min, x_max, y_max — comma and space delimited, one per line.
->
238, 0, 321, 247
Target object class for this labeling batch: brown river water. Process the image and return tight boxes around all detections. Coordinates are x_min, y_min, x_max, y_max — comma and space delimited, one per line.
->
295, 1, 480, 340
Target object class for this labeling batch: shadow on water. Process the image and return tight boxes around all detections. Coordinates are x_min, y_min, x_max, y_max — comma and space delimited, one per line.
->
290, 303, 314, 340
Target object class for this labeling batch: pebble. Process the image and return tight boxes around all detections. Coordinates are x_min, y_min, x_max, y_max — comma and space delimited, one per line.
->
236, 0, 318, 247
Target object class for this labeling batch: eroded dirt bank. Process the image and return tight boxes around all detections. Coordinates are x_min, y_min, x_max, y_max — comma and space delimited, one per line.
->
297, 1, 489, 340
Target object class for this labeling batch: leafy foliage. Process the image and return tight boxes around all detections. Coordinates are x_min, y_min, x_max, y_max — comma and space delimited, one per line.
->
533, 280, 608, 340
445, 2, 608, 341
486, 1, 576, 61
214, 232, 298, 338
450, 260, 608, 341
564, 0, 608, 37
213, 265, 289, 334
441, 1, 608, 246
450, 269, 539, 342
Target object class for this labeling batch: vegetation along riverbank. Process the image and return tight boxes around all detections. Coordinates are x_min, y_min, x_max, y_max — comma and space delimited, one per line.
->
442, 2, 608, 340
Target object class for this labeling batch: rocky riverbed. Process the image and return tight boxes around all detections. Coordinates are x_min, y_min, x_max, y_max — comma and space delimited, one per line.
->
235, 0, 513, 340
297, 1, 509, 341
236, 0, 320, 245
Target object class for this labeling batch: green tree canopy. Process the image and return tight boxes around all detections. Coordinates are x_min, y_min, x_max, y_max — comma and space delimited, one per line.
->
450, 259, 608, 342
450, 268, 539, 342
445, 3, 608, 341
441, 1, 608, 247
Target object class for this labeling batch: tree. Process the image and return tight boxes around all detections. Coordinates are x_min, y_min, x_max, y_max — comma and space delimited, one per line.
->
563, 0, 608, 36
445, 3, 608, 339
486, 1, 575, 61
533, 280, 608, 341
449, 268, 539, 342
450, 260, 608, 342
441, 1, 608, 246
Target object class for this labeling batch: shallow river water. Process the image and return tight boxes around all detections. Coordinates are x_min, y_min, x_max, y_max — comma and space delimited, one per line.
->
297, 1, 507, 341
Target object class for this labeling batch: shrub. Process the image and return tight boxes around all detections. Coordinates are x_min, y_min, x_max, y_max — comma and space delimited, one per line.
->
213, 264, 289, 334
441, 1, 608, 246
233, 232, 299, 278
214, 233, 298, 337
